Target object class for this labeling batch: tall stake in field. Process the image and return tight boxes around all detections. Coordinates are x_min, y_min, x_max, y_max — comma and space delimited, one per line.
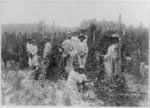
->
51, 20, 55, 53
119, 14, 122, 73
51, 20, 55, 50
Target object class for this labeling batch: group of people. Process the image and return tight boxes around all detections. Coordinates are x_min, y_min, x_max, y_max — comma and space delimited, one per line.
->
26, 36, 51, 73
60, 28, 90, 105
62, 31, 120, 105
26, 28, 89, 104
26, 27, 120, 104
60, 28, 88, 74
26, 37, 39, 69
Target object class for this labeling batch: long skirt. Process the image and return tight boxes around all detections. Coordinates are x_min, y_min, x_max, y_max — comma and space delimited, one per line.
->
104, 59, 119, 78
30, 54, 39, 67
65, 56, 74, 74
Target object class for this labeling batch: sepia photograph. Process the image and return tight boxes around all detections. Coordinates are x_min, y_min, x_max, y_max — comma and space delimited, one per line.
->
1, 0, 149, 106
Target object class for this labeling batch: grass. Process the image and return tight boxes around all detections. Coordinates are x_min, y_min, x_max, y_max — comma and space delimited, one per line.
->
1, 67, 74, 105
1, 62, 148, 106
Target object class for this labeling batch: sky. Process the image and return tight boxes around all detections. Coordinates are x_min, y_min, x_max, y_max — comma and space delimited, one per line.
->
1, 1, 150, 27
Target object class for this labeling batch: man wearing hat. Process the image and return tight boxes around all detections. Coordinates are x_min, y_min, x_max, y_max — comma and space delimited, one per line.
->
80, 27, 88, 43
26, 37, 33, 67
104, 34, 119, 78
30, 39, 38, 69
41, 36, 51, 77
77, 34, 88, 69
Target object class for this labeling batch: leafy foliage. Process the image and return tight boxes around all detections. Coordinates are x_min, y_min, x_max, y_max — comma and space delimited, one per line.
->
1, 19, 148, 106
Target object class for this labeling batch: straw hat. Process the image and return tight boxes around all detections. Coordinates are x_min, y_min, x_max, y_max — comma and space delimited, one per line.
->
112, 33, 119, 38
43, 36, 50, 41
80, 27, 87, 32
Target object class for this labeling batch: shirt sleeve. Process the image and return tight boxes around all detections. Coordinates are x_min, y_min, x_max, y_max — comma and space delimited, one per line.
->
28, 44, 33, 54
85, 43, 88, 53
46, 43, 51, 52
31, 46, 38, 55
72, 72, 84, 83
27, 43, 32, 53
105, 45, 112, 59
26, 43, 29, 52
62, 40, 67, 48
69, 48, 78, 57
43, 43, 51, 58
83, 74, 88, 81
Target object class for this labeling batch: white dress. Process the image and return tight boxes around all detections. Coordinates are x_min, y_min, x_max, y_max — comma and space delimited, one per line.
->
43, 42, 51, 59
104, 44, 118, 77
26, 42, 33, 67
30, 45, 38, 66
71, 36, 80, 52
62, 39, 74, 74
62, 39, 73, 57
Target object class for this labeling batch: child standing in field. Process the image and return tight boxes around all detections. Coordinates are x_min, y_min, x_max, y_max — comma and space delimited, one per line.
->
30, 39, 39, 69
41, 36, 52, 79
26, 37, 33, 67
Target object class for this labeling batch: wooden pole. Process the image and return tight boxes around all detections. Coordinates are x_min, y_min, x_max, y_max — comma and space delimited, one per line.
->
119, 14, 122, 73
43, 30, 45, 37
15, 31, 17, 37
93, 31, 95, 43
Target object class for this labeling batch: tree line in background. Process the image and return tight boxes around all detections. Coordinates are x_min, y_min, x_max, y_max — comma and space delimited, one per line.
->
2, 19, 149, 74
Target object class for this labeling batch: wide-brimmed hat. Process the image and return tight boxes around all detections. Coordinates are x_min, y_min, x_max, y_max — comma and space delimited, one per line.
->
112, 33, 119, 38
32, 39, 36, 43
80, 27, 87, 32
43, 36, 50, 41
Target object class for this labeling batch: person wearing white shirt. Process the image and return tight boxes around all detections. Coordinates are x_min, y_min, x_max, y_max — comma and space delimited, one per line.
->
41, 36, 51, 78
62, 37, 73, 58
71, 32, 80, 51
77, 35, 88, 69
61, 35, 74, 74
80, 28, 88, 44
30, 39, 38, 68
26, 37, 33, 67
70, 32, 80, 62
104, 44, 118, 60
43, 37, 51, 59
104, 34, 119, 78
67, 62, 87, 105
